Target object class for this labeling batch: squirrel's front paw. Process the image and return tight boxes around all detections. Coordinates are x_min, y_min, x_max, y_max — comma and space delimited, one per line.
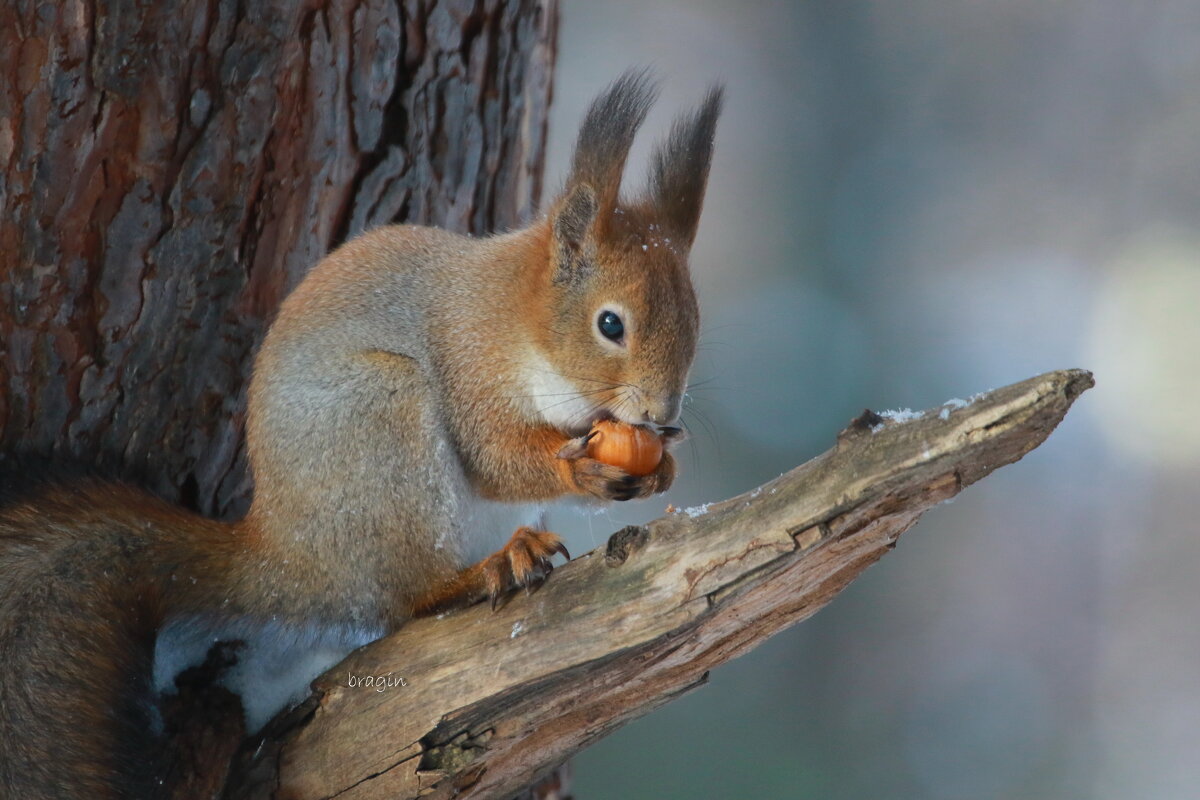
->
561, 449, 676, 502
482, 527, 570, 610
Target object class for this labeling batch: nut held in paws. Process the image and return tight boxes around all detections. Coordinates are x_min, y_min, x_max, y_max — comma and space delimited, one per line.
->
586, 420, 664, 476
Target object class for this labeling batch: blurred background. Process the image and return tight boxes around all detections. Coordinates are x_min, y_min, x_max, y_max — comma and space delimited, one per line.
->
541, 1, 1200, 797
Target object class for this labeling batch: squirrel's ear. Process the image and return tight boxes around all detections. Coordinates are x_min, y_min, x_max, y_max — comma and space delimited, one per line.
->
648, 85, 724, 250
551, 183, 598, 281
564, 69, 658, 233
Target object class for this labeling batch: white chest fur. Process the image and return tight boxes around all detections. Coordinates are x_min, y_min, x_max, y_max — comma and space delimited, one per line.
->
521, 349, 597, 432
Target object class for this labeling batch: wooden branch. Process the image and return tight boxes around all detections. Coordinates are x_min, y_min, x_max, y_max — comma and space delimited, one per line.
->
226, 368, 1093, 800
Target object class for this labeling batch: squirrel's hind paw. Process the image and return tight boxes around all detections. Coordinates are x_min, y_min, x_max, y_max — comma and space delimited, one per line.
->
484, 527, 570, 610
412, 528, 569, 617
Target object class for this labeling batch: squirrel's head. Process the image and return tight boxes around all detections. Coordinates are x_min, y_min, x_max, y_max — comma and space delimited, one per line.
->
527, 71, 722, 434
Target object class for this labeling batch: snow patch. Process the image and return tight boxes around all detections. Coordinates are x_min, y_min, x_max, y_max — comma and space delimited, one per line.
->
871, 408, 923, 432
938, 397, 971, 420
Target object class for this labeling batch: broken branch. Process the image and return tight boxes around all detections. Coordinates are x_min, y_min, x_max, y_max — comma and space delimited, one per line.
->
225, 368, 1094, 800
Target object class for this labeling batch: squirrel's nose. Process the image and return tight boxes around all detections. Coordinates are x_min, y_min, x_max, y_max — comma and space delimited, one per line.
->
643, 393, 682, 426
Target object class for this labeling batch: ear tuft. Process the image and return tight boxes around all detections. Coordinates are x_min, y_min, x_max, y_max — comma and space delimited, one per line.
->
565, 69, 659, 226
647, 85, 724, 249
551, 184, 598, 282
554, 184, 598, 249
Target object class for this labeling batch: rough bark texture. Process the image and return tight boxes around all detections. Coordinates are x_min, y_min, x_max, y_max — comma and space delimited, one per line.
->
219, 369, 1093, 800
0, 0, 557, 519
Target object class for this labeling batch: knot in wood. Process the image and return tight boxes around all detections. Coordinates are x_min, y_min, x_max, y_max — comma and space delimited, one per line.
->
605, 525, 649, 567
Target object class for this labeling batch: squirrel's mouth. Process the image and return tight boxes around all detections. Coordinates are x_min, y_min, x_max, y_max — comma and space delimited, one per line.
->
566, 406, 667, 437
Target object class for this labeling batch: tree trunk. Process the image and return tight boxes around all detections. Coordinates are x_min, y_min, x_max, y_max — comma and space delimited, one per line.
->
2, 1, 558, 795
0, 0, 557, 521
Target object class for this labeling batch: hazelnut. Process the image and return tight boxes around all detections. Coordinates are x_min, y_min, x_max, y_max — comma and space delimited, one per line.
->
587, 420, 663, 476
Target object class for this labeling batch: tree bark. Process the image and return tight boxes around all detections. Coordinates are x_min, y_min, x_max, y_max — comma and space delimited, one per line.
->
0, 0, 557, 519
219, 368, 1092, 800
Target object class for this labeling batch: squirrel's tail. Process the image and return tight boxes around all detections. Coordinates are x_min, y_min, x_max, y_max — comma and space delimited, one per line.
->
0, 482, 165, 798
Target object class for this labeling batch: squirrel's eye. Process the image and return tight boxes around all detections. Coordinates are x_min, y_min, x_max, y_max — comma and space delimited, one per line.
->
597, 310, 625, 342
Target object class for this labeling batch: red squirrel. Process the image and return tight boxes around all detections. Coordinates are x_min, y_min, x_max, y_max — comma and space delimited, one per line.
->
0, 71, 721, 797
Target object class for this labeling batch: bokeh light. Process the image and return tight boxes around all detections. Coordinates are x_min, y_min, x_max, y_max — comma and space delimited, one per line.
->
1087, 231, 1200, 466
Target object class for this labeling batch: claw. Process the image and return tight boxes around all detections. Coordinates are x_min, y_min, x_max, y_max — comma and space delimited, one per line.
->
525, 559, 550, 587
553, 541, 571, 561
490, 590, 514, 612
525, 571, 547, 595
557, 432, 597, 460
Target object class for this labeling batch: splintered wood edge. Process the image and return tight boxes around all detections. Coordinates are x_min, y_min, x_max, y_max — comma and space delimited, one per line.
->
226, 369, 1093, 800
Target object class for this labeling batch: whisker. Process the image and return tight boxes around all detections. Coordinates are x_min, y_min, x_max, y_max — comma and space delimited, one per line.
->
612, 389, 635, 425
484, 353, 638, 393
506, 386, 614, 401
684, 376, 727, 392
536, 389, 614, 415
679, 415, 702, 489
698, 321, 750, 336
564, 392, 616, 431
536, 368, 639, 391
682, 401, 721, 458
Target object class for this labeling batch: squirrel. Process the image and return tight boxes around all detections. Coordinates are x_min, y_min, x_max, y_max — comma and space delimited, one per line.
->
0, 70, 721, 797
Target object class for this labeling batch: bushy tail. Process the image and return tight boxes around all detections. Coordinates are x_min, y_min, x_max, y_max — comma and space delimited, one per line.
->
0, 484, 165, 798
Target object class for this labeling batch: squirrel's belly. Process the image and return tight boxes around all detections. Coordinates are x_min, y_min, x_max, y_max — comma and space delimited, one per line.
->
152, 616, 384, 733
455, 495, 545, 565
